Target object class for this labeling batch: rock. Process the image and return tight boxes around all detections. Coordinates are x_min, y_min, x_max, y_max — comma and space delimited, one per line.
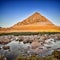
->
0, 38, 11, 44
2, 46, 10, 50
31, 41, 40, 49
0, 40, 2, 44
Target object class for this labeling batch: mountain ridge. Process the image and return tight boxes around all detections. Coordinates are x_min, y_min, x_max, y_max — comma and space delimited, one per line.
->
0, 12, 60, 33
12, 12, 55, 28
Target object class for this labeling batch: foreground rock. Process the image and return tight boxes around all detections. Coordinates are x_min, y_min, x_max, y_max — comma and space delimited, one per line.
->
2, 46, 10, 50
31, 41, 40, 49
0, 39, 11, 44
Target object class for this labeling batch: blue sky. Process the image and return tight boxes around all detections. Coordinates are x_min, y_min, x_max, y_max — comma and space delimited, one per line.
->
0, 0, 60, 27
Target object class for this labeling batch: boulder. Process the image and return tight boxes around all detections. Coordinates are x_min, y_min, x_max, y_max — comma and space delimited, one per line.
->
3, 46, 10, 50
31, 41, 40, 49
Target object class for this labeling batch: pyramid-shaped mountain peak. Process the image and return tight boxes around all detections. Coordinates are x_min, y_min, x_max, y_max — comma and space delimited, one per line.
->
31, 12, 42, 17
0, 12, 60, 33
33, 12, 41, 15
12, 12, 54, 27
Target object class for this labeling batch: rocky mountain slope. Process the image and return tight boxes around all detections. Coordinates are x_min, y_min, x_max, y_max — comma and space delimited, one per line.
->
0, 12, 60, 33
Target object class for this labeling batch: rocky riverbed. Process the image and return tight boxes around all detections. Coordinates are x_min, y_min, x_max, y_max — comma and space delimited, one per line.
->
0, 34, 60, 60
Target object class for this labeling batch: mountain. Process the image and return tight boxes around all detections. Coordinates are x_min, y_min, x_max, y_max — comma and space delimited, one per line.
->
12, 12, 54, 28
0, 12, 60, 33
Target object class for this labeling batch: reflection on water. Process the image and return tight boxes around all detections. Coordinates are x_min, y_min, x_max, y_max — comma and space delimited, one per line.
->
0, 40, 31, 60
0, 39, 60, 60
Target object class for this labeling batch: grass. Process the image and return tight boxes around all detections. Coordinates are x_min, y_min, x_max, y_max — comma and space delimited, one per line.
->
0, 32, 60, 36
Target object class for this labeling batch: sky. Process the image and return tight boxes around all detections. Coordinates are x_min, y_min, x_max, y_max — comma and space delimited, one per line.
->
0, 0, 60, 28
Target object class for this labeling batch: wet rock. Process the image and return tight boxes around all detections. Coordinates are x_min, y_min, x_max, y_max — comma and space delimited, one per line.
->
0, 40, 2, 44
0, 39, 11, 44
16, 36, 23, 42
31, 41, 40, 49
23, 36, 33, 44
0, 55, 7, 60
34, 48, 41, 54
3, 46, 10, 50
23, 40, 32, 44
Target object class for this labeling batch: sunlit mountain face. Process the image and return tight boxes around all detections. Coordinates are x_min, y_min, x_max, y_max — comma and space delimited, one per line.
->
0, 12, 60, 33
14, 12, 53, 26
